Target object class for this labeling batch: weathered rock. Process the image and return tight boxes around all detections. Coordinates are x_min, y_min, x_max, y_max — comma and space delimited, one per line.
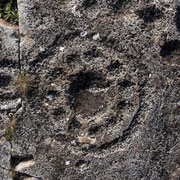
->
0, 140, 12, 178
0, 168, 12, 180
0, 15, 20, 180
0, 139, 11, 169
0, 0, 179, 179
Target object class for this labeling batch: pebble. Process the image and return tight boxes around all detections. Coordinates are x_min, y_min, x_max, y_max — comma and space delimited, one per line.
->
60, 46, 65, 51
17, 98, 22, 105
65, 161, 70, 165
46, 95, 53, 101
71, 140, 77, 146
51, 83, 56, 87
40, 47, 45, 52
80, 30, 87, 37
93, 33, 100, 40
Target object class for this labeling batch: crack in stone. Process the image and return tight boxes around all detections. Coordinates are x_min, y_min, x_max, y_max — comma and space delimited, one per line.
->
16, 2, 21, 73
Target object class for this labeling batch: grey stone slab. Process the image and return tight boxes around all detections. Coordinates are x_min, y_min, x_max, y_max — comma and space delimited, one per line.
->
0, 19, 19, 72
0, 18, 20, 110
0, 138, 12, 179
0, 139, 11, 169
12, 0, 180, 179
0, 18, 20, 180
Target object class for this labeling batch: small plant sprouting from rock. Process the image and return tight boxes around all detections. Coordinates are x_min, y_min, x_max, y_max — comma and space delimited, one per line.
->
8, 168, 16, 176
8, 168, 18, 179
5, 114, 15, 141
0, 0, 18, 24
13, 72, 33, 96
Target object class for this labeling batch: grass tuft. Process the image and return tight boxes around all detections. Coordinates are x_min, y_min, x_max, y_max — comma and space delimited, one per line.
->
8, 168, 18, 179
5, 118, 15, 141
0, 0, 18, 24
13, 72, 33, 96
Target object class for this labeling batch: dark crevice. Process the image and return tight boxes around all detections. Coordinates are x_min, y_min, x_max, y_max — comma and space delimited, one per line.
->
107, 60, 121, 71
47, 89, 59, 96
49, 67, 64, 79
12, 171, 43, 180
174, 6, 180, 32
52, 106, 66, 116
106, 0, 128, 13
137, 5, 163, 23
66, 70, 109, 105
17, 27, 21, 72
160, 40, 180, 57
0, 91, 17, 101
75, 159, 90, 167
66, 52, 80, 64
12, 172, 32, 180
105, 116, 117, 126
83, 46, 101, 58
81, 0, 97, 9
68, 117, 81, 132
0, 59, 17, 68
10, 155, 33, 168
117, 100, 128, 109
117, 79, 135, 91
12, 0, 21, 71
0, 73, 12, 87
64, 30, 80, 41
88, 124, 100, 135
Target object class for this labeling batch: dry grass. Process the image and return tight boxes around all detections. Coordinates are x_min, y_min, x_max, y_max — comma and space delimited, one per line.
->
8, 168, 18, 179
13, 72, 33, 96
5, 119, 15, 141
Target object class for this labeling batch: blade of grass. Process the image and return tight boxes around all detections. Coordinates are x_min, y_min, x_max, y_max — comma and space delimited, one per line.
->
5, 0, 12, 11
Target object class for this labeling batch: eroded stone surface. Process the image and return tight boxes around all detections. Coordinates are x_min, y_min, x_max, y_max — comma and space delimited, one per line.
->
0, 17, 20, 180
0, 0, 179, 179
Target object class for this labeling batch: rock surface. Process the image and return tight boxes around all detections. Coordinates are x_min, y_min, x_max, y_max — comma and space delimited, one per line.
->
0, 16, 19, 180
0, 0, 180, 179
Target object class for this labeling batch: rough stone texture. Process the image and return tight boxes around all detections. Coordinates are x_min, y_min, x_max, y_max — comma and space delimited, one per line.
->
0, 0, 180, 179
0, 19, 19, 180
